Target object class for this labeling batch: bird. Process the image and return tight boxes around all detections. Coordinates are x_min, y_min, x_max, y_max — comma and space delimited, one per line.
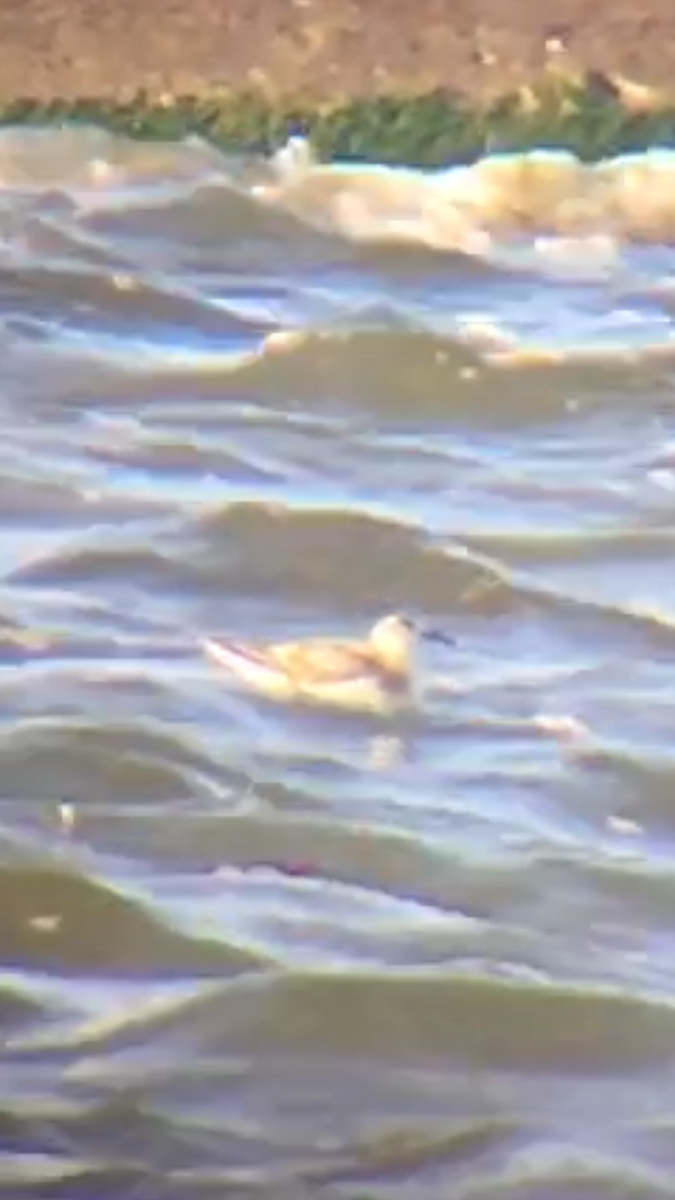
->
202, 612, 454, 713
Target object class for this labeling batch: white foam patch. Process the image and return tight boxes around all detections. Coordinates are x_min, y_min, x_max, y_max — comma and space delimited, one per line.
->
255, 138, 675, 260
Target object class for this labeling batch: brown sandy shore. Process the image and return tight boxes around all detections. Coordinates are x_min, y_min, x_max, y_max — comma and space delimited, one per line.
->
1, 0, 674, 109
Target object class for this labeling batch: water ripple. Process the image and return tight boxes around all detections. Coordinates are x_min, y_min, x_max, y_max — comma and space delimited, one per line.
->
0, 125, 675, 1193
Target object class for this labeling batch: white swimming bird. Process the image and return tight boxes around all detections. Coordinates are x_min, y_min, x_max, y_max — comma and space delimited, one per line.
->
202, 612, 454, 712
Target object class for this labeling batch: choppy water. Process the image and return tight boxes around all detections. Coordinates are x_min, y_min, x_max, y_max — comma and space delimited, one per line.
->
5, 123, 675, 1197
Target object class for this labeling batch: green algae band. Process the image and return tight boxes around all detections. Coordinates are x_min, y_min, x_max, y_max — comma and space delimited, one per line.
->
3, 80, 675, 166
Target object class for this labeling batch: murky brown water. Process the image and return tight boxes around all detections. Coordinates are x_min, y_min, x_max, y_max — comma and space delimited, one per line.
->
3, 126, 675, 1197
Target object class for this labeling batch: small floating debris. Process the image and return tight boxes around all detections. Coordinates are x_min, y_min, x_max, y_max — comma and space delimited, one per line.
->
58, 802, 76, 836
533, 713, 591, 745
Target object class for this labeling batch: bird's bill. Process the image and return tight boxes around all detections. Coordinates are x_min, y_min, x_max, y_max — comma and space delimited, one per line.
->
421, 626, 456, 647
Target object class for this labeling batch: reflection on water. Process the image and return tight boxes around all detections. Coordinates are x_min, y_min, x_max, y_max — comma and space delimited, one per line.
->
2, 125, 675, 1196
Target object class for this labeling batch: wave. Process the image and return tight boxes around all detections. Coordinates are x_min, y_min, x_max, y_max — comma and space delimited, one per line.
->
12, 314, 674, 421
0, 858, 261, 979
1, 124, 675, 259
1, 124, 675, 375
28, 965, 675, 1069
257, 136, 675, 253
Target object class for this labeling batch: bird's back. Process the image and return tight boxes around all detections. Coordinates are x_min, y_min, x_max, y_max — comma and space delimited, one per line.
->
271, 637, 386, 685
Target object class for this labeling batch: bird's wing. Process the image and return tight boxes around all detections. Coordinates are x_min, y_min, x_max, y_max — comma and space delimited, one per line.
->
272, 639, 375, 683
